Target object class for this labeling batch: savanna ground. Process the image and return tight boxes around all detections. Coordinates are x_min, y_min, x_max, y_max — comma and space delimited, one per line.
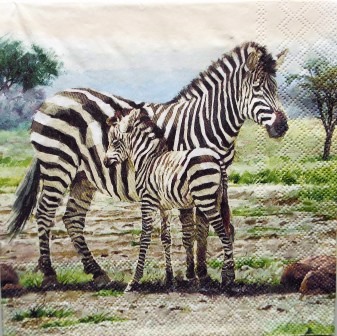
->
0, 119, 336, 335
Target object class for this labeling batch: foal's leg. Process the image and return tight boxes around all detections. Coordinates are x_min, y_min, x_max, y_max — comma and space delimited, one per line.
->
63, 170, 110, 287
160, 210, 174, 288
197, 208, 235, 288
179, 208, 196, 280
195, 209, 209, 280
126, 199, 157, 291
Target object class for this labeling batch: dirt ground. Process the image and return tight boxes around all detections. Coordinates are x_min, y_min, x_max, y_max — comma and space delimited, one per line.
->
1, 185, 336, 335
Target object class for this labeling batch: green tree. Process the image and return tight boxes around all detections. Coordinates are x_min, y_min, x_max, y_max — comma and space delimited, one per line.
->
0, 37, 63, 93
288, 58, 337, 160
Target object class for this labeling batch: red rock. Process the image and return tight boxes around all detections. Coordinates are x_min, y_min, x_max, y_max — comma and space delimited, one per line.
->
2, 283, 23, 291
0, 263, 19, 286
300, 261, 336, 295
281, 256, 336, 294
280, 262, 313, 288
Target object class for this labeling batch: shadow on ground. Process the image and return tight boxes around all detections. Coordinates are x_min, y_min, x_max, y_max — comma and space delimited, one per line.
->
1, 278, 296, 298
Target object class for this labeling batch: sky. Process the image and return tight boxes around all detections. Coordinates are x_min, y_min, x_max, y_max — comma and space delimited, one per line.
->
1, 0, 337, 106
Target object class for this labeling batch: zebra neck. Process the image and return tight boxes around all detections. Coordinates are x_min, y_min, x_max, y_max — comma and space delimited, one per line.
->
148, 68, 244, 152
131, 137, 168, 174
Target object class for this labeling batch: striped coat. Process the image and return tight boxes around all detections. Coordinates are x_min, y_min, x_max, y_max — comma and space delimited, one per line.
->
105, 108, 235, 290
7, 42, 288, 287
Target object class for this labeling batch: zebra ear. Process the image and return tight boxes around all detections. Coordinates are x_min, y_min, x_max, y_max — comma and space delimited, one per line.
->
106, 117, 118, 126
119, 114, 133, 133
246, 50, 261, 71
275, 49, 288, 69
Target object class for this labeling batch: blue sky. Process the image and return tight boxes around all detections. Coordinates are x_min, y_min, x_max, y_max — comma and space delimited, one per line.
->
2, 1, 337, 108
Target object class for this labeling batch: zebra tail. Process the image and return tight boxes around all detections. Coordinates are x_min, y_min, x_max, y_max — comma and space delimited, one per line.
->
7, 157, 40, 240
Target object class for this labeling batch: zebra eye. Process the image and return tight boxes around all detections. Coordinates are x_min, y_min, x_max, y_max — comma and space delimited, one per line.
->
110, 140, 119, 147
253, 82, 262, 90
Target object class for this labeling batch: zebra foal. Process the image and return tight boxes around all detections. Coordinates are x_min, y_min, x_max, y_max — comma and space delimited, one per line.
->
7, 42, 289, 288
104, 108, 234, 291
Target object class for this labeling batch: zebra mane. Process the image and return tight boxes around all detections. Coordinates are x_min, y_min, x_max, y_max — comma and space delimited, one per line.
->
168, 41, 276, 103
119, 108, 165, 139
137, 109, 165, 139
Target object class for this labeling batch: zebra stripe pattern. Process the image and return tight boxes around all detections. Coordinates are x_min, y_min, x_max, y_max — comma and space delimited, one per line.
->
104, 108, 235, 290
7, 42, 288, 287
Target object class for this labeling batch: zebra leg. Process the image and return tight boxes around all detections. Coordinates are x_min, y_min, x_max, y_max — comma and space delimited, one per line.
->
160, 210, 174, 289
62, 171, 110, 288
126, 200, 156, 292
179, 209, 196, 280
195, 209, 210, 280
199, 208, 235, 289
220, 170, 235, 243
37, 181, 70, 287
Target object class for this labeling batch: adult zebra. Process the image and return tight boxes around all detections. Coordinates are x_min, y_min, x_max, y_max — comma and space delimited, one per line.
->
104, 108, 235, 290
7, 42, 288, 287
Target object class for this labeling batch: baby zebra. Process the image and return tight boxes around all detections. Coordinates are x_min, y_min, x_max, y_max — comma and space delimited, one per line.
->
104, 108, 234, 291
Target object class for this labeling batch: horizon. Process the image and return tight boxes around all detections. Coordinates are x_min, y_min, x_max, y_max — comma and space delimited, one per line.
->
1, 1, 337, 116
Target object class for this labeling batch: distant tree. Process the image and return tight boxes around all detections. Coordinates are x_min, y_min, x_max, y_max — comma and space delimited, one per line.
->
288, 58, 337, 160
0, 37, 63, 129
0, 85, 46, 129
0, 37, 63, 93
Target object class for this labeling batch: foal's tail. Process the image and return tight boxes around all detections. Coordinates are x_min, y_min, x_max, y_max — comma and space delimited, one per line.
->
7, 158, 40, 240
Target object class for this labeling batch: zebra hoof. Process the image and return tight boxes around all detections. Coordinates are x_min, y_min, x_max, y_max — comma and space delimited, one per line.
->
124, 281, 140, 293
199, 275, 213, 292
186, 277, 198, 291
221, 276, 235, 290
164, 278, 176, 291
93, 273, 111, 289
41, 275, 59, 289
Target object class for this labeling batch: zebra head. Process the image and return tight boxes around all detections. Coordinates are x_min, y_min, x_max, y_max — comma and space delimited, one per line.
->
104, 108, 166, 169
242, 45, 289, 138
103, 111, 132, 168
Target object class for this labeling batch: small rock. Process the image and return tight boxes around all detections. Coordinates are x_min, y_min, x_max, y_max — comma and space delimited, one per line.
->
169, 305, 183, 311
0, 263, 19, 286
276, 306, 287, 312
257, 304, 272, 311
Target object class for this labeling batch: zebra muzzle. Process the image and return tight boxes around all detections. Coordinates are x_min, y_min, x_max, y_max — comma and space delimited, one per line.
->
266, 111, 288, 138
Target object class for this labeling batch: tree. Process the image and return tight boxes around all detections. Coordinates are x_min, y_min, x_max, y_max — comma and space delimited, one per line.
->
0, 37, 63, 129
288, 58, 337, 160
0, 37, 63, 93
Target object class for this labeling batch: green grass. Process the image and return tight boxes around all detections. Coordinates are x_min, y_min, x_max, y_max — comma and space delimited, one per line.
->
264, 321, 335, 335
78, 313, 126, 324
40, 313, 127, 329
19, 271, 44, 288
285, 185, 337, 219
0, 156, 32, 167
12, 306, 73, 321
229, 163, 337, 186
57, 268, 92, 285
94, 289, 124, 297
208, 256, 296, 285
0, 176, 23, 188
0, 128, 33, 160
232, 205, 295, 217
41, 319, 77, 329
208, 256, 294, 270
121, 229, 142, 235
19, 268, 92, 288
